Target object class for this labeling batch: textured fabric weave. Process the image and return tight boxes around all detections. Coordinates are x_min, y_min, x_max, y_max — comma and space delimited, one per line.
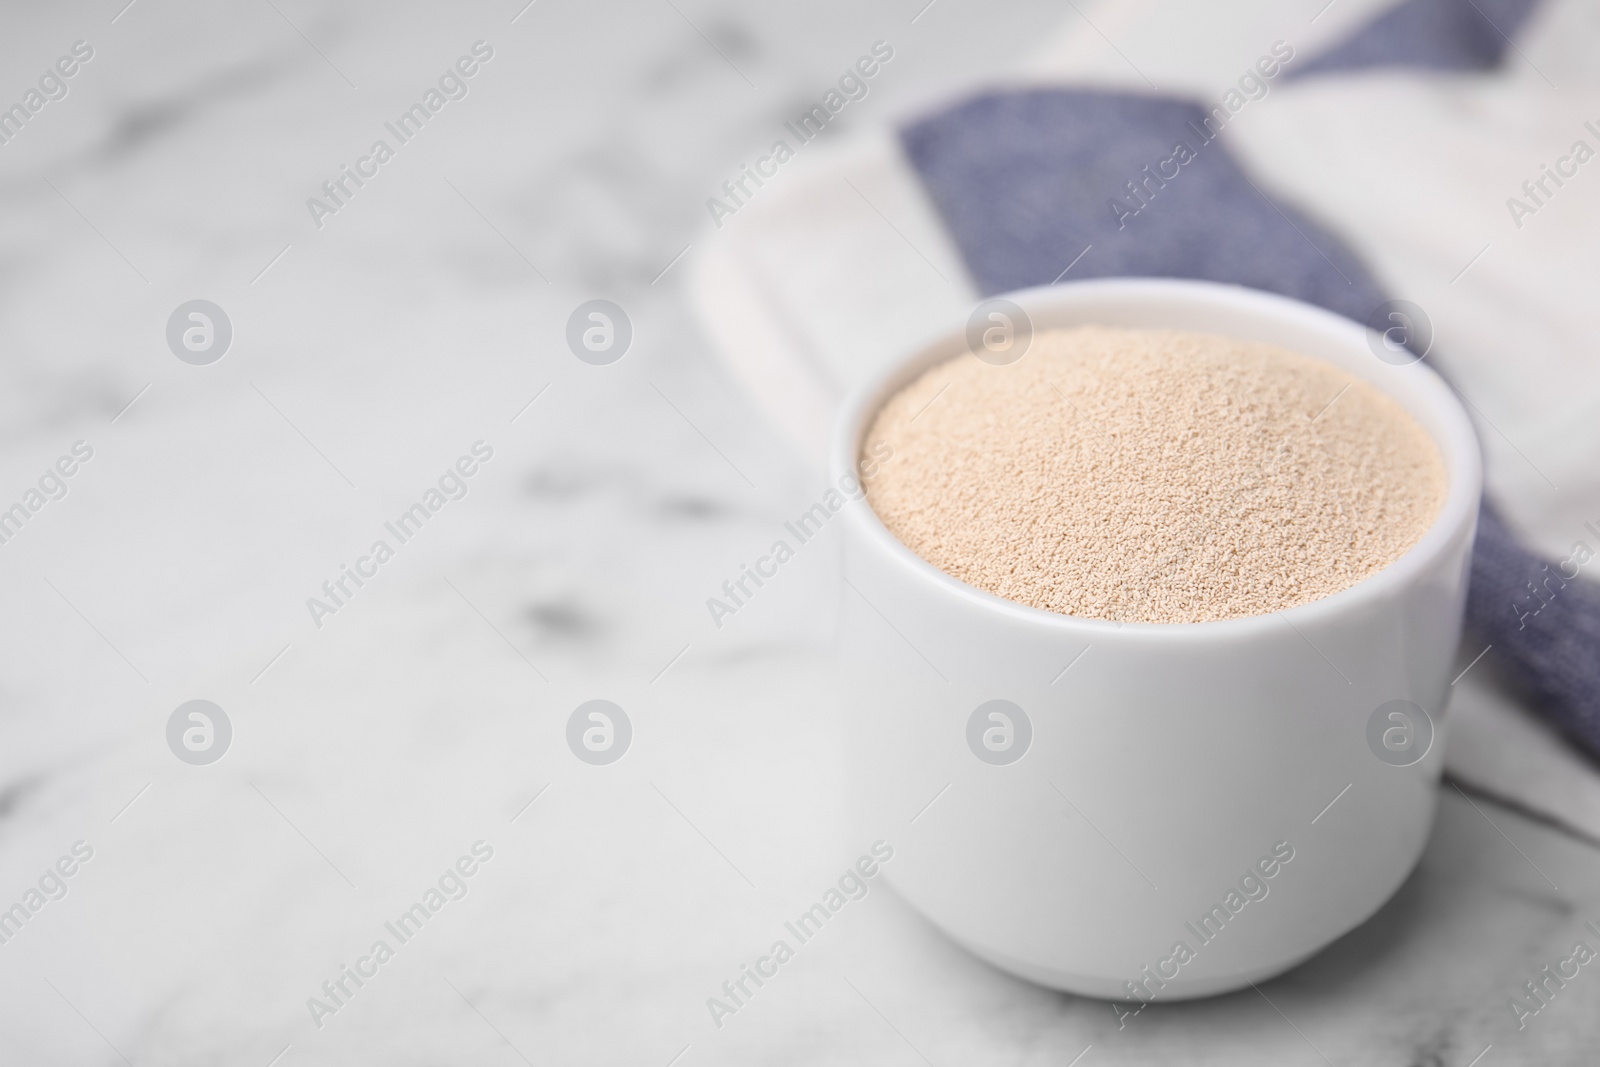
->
1289, 0, 1543, 79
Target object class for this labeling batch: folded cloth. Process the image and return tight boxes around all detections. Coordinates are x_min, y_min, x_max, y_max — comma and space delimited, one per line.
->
899, 81, 1600, 767
1467, 501, 1600, 758
691, 0, 1600, 839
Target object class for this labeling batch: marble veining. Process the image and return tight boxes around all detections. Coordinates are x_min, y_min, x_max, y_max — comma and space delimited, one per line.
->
0, 0, 1595, 1063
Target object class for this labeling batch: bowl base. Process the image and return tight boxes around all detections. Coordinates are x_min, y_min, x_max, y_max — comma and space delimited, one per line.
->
952, 934, 1322, 1001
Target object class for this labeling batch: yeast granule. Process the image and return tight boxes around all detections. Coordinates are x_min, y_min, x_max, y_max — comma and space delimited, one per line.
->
863, 326, 1447, 624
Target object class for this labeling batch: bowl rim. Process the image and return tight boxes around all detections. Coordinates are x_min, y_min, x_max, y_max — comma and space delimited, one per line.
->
830, 277, 1484, 638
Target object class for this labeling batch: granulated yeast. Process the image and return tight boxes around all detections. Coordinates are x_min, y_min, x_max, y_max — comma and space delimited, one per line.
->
863, 326, 1447, 624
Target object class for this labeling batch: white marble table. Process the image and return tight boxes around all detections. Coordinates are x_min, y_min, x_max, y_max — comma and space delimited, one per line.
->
1, 0, 1597, 1063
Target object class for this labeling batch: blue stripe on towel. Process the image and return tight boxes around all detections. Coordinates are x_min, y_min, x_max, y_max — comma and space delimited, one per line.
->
900, 90, 1380, 315
1289, 0, 1544, 79
1466, 503, 1600, 756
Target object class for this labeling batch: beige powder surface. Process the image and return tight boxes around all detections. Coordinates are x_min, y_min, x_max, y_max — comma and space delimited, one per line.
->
863, 326, 1448, 624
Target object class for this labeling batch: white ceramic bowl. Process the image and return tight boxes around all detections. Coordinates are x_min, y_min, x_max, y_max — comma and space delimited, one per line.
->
834, 279, 1480, 1000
